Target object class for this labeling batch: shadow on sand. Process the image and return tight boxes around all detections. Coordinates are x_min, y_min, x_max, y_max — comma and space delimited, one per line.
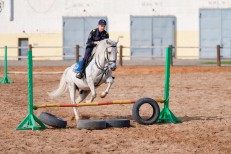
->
179, 115, 223, 122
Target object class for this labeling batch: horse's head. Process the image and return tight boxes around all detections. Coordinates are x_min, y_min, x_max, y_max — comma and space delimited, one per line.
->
103, 39, 119, 71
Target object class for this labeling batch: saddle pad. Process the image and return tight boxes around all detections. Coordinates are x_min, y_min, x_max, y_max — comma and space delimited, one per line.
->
73, 60, 83, 73
72, 46, 97, 73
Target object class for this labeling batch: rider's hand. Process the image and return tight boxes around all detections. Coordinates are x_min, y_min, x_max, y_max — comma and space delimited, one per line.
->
94, 41, 99, 45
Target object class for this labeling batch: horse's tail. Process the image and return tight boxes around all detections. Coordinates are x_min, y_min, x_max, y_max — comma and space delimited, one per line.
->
48, 68, 69, 98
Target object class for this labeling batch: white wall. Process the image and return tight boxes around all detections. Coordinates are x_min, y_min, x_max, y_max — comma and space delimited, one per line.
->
1, 0, 231, 34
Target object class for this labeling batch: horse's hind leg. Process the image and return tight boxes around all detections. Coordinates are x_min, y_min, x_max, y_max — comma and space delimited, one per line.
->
68, 82, 79, 123
75, 90, 90, 104
73, 90, 90, 123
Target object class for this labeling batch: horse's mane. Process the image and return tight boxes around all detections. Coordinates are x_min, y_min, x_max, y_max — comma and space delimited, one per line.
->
90, 39, 117, 63
94, 39, 108, 55
96, 39, 117, 51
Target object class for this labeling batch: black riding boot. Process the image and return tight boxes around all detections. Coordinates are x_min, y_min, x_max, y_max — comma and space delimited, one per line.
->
76, 47, 93, 79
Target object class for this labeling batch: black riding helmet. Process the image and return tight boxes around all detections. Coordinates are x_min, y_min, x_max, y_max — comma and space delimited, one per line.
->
98, 19, 107, 25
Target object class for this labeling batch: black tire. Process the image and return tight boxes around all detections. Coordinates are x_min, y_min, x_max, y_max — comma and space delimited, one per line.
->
105, 119, 130, 128
38, 112, 67, 128
132, 98, 160, 125
77, 120, 106, 130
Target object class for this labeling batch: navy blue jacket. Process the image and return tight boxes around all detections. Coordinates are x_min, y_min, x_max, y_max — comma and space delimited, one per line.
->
86, 28, 109, 48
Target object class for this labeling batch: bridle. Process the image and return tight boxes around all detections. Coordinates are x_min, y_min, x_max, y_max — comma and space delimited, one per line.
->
105, 45, 117, 63
94, 45, 117, 86
95, 45, 117, 71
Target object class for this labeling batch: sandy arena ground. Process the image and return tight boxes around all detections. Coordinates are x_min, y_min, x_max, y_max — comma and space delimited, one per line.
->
0, 66, 231, 154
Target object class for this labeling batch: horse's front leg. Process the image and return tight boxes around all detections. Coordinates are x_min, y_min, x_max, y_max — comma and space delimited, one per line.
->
100, 76, 114, 98
86, 78, 97, 103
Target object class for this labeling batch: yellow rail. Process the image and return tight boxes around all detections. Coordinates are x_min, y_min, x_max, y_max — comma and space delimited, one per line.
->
33, 98, 165, 110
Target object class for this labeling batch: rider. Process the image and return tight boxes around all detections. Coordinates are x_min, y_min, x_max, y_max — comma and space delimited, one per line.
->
76, 19, 109, 79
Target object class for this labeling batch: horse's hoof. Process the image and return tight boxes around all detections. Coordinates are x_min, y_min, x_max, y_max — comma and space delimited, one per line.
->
100, 92, 107, 98
86, 100, 92, 103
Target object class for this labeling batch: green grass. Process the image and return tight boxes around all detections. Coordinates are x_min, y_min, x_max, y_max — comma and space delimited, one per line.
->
202, 61, 231, 65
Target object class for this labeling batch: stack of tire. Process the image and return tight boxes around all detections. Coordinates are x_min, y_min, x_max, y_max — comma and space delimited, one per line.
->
38, 98, 160, 130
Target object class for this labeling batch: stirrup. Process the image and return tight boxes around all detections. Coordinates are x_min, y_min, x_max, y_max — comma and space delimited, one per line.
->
76, 72, 83, 79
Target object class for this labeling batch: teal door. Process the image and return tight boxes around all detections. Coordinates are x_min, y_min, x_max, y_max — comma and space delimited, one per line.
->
63, 17, 108, 60
130, 16, 175, 59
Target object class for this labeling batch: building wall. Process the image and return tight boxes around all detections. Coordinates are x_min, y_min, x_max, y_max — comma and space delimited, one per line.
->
0, 0, 231, 60
0, 33, 62, 60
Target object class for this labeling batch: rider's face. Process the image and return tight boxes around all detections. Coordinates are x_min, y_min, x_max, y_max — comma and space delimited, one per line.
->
98, 24, 106, 32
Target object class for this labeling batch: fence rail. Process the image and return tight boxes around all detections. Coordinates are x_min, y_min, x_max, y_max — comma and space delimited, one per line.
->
0, 55, 77, 59
8, 71, 63, 74
0, 44, 225, 67
118, 44, 224, 67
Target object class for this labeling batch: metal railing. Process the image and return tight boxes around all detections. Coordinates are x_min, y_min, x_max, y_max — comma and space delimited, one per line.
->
118, 44, 224, 67
0, 44, 226, 67
0, 45, 83, 61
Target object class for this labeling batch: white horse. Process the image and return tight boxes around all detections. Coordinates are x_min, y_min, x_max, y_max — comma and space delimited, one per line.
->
48, 39, 118, 123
